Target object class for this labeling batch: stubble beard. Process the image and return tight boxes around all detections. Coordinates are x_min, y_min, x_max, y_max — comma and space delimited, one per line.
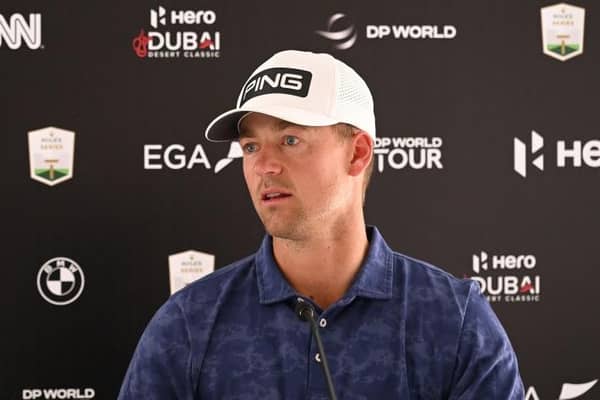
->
256, 194, 345, 243
249, 175, 351, 243
256, 201, 310, 241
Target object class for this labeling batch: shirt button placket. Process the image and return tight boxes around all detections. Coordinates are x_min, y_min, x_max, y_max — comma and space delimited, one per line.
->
316, 318, 327, 364
307, 308, 332, 394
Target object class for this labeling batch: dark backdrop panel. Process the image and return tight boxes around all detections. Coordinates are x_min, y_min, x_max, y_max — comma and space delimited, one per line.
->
2, 1, 598, 399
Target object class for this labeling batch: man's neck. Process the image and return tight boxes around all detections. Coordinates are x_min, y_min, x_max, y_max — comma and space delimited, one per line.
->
272, 219, 369, 310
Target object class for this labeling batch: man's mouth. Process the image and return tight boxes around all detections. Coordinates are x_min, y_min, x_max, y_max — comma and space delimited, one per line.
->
261, 191, 292, 203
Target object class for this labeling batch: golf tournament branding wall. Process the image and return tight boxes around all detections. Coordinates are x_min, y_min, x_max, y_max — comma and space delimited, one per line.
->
2, 1, 598, 399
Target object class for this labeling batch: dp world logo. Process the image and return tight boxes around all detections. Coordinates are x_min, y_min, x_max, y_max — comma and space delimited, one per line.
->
514, 130, 544, 178
315, 13, 357, 50
37, 257, 85, 306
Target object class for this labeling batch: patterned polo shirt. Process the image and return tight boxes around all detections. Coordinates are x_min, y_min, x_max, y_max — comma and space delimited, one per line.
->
118, 226, 524, 399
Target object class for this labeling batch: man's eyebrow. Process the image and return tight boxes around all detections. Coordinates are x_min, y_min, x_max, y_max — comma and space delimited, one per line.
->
238, 119, 307, 139
238, 125, 254, 139
277, 120, 307, 132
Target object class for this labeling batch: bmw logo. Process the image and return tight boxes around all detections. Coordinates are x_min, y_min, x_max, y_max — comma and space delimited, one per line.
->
37, 257, 85, 306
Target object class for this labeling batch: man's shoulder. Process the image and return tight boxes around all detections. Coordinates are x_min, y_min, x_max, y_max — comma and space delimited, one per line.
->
392, 250, 463, 281
390, 250, 476, 312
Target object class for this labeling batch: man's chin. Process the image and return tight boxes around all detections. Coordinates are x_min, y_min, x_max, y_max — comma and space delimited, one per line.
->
257, 208, 309, 240
261, 219, 302, 241
264, 224, 295, 240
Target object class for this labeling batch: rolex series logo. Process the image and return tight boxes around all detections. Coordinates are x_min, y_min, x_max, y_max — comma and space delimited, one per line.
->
541, 3, 585, 62
28, 127, 75, 186
168, 250, 215, 294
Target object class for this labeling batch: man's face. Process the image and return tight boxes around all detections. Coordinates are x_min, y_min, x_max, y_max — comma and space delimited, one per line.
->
239, 113, 354, 241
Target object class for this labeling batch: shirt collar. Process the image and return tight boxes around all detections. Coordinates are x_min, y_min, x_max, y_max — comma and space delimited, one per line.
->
256, 225, 394, 305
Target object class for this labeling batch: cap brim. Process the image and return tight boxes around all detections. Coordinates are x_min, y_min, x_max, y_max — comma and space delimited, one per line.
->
204, 105, 340, 142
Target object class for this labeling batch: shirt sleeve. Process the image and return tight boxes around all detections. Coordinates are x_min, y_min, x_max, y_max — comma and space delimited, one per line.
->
447, 281, 525, 399
117, 298, 194, 400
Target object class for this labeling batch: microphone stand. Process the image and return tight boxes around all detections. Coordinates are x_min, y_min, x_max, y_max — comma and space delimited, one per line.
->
295, 300, 338, 400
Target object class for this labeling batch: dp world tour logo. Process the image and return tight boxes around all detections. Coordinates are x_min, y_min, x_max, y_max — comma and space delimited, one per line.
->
37, 257, 85, 306
315, 13, 357, 50
541, 3, 585, 62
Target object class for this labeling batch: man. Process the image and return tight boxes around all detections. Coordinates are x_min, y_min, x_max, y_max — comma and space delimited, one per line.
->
118, 50, 524, 399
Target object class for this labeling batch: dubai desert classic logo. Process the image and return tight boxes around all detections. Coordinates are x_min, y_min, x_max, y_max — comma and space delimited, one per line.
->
132, 6, 220, 59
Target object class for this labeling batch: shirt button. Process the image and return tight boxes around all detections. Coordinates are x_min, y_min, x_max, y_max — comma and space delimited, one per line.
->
319, 318, 327, 328
315, 353, 321, 363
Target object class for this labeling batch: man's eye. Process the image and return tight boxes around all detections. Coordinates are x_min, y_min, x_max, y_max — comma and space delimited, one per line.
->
242, 143, 258, 153
284, 136, 299, 145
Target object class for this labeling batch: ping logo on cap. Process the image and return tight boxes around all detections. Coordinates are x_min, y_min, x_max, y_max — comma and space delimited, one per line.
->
239, 67, 312, 106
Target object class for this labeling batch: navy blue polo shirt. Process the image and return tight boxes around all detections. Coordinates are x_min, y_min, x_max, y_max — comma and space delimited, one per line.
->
118, 226, 524, 399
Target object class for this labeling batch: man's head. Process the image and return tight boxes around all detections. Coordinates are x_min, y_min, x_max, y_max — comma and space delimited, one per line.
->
205, 50, 376, 238
237, 113, 372, 240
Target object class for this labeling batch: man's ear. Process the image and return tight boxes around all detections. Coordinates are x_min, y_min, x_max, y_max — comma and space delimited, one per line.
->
348, 131, 373, 177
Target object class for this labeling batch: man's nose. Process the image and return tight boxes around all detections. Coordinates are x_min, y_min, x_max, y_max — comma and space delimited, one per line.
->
253, 144, 283, 176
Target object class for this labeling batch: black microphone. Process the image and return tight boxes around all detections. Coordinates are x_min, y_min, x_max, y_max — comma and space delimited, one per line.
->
294, 299, 338, 400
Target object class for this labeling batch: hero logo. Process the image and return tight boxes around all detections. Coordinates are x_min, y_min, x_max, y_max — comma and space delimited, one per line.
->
469, 251, 541, 303
149, 6, 216, 28
472, 251, 536, 274
22, 388, 95, 399
514, 130, 544, 177
150, 7, 167, 28
514, 130, 600, 177
132, 6, 220, 59
374, 137, 443, 172
526, 379, 598, 400
239, 68, 312, 106
144, 141, 242, 173
0, 13, 42, 49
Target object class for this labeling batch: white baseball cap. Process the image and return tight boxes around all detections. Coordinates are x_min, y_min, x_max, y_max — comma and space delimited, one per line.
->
204, 49, 376, 142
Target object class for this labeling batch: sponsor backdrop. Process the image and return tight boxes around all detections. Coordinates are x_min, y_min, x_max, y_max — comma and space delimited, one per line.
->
2, 0, 598, 399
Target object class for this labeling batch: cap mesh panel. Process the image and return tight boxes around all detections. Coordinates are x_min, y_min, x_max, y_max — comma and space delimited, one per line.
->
336, 63, 373, 110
